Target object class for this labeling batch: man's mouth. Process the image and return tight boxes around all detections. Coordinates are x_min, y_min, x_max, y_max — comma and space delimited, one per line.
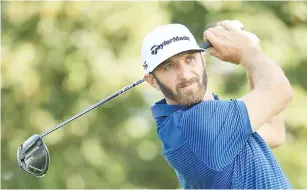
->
179, 79, 197, 88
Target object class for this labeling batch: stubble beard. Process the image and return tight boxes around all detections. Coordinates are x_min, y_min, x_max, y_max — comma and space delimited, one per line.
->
154, 67, 208, 106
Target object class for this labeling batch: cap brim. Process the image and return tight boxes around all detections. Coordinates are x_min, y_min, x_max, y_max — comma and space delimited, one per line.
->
148, 47, 205, 74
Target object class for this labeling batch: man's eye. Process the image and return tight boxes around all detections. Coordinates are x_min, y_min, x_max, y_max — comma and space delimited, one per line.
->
186, 56, 195, 62
165, 64, 174, 70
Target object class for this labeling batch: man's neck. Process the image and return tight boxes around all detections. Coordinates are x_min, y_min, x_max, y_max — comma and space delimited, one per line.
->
165, 89, 214, 105
203, 89, 214, 101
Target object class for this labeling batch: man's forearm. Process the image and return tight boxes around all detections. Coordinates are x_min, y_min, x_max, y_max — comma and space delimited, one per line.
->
241, 47, 292, 119
242, 48, 290, 94
247, 73, 286, 148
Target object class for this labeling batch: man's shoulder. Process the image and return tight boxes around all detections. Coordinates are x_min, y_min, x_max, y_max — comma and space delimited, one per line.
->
182, 99, 229, 114
180, 99, 250, 127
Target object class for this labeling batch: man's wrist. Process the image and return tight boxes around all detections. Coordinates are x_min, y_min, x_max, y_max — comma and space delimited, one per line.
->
240, 45, 262, 66
239, 45, 267, 78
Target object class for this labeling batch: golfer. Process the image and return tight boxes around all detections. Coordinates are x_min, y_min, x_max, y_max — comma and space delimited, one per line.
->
141, 20, 293, 188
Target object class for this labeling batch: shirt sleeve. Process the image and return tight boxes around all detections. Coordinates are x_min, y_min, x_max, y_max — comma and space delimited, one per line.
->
180, 99, 253, 171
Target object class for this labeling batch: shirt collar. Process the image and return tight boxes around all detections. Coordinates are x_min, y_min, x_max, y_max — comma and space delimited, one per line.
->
150, 99, 186, 119
150, 93, 219, 119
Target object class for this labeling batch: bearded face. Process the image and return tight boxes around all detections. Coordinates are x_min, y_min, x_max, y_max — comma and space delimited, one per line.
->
152, 51, 208, 106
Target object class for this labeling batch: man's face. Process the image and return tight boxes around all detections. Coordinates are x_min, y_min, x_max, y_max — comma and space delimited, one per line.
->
150, 50, 208, 106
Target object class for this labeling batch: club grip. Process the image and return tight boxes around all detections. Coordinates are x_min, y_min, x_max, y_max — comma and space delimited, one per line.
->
199, 41, 212, 49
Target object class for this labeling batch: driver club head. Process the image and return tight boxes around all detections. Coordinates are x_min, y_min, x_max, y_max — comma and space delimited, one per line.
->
17, 134, 50, 177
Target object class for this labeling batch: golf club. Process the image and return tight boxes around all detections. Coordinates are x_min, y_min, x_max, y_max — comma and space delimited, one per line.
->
17, 41, 212, 177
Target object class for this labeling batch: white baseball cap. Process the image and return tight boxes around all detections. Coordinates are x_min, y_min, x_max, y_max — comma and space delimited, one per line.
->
141, 24, 205, 74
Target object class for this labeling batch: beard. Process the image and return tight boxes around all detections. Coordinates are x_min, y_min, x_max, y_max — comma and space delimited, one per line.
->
154, 67, 208, 106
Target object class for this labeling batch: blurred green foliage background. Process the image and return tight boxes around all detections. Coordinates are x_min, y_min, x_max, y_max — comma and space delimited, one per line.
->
1, 1, 307, 189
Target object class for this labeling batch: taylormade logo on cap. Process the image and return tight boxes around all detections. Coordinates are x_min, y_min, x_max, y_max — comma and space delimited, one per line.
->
150, 36, 190, 55
141, 24, 204, 74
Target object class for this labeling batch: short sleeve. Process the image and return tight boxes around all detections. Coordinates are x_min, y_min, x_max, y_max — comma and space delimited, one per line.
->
181, 99, 253, 171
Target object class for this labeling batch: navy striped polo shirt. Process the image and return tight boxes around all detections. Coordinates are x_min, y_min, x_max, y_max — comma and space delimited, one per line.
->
151, 95, 291, 188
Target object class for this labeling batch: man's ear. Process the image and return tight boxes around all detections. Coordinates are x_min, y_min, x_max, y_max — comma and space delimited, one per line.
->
144, 74, 160, 90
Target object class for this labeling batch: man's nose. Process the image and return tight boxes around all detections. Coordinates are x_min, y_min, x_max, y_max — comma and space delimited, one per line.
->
177, 62, 193, 80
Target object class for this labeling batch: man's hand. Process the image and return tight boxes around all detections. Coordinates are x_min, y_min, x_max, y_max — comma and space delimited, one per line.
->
203, 20, 261, 65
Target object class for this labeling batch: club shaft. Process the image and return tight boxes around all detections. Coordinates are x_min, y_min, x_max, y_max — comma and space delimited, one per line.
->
40, 79, 145, 137
39, 41, 211, 138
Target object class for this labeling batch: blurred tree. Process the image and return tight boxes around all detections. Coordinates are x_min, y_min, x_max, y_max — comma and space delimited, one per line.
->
1, 1, 306, 189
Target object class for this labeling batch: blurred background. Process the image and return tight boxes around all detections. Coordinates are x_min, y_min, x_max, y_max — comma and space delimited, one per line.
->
1, 1, 307, 189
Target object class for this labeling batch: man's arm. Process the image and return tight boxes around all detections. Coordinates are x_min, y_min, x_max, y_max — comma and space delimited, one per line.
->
238, 46, 292, 133
247, 74, 286, 148
204, 21, 293, 133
